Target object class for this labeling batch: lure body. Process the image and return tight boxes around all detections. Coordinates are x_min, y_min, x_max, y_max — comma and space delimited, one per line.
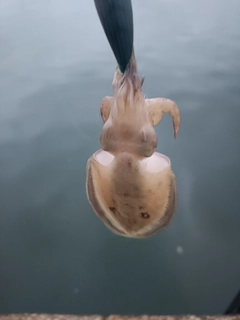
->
94, 0, 133, 73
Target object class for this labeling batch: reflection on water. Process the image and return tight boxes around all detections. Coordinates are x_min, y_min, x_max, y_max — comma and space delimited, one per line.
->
0, 0, 240, 315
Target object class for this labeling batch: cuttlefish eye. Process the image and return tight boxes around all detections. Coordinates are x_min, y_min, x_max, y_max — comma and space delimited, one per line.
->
86, 150, 176, 238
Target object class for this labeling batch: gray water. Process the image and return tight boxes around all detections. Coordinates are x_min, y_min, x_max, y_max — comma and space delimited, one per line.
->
0, 0, 240, 316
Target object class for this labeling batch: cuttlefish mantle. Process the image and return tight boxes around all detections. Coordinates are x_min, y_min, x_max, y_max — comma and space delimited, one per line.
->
86, 59, 180, 238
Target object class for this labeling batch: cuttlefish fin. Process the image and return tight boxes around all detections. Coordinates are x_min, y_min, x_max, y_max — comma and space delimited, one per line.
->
146, 98, 180, 138
100, 96, 112, 123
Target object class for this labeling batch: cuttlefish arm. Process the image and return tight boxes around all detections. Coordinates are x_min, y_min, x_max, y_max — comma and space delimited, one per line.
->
100, 94, 180, 139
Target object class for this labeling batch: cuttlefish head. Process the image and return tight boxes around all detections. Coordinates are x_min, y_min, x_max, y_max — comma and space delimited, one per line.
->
86, 61, 180, 238
100, 67, 158, 157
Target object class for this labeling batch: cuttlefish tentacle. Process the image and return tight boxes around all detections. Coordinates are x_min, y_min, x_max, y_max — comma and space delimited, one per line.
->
100, 96, 180, 138
146, 98, 180, 138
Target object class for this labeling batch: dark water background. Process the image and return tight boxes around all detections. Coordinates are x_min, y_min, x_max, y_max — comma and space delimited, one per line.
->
0, 0, 240, 316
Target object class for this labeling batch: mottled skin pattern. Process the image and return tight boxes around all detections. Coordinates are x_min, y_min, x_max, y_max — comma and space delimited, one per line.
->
86, 56, 180, 238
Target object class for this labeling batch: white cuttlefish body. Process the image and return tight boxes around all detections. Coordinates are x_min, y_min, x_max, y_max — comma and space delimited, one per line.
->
86, 59, 180, 238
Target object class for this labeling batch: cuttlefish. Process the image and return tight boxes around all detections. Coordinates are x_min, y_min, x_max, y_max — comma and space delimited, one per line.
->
86, 55, 180, 238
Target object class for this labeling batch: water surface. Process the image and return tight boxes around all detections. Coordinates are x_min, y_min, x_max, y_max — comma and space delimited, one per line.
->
0, 0, 240, 315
